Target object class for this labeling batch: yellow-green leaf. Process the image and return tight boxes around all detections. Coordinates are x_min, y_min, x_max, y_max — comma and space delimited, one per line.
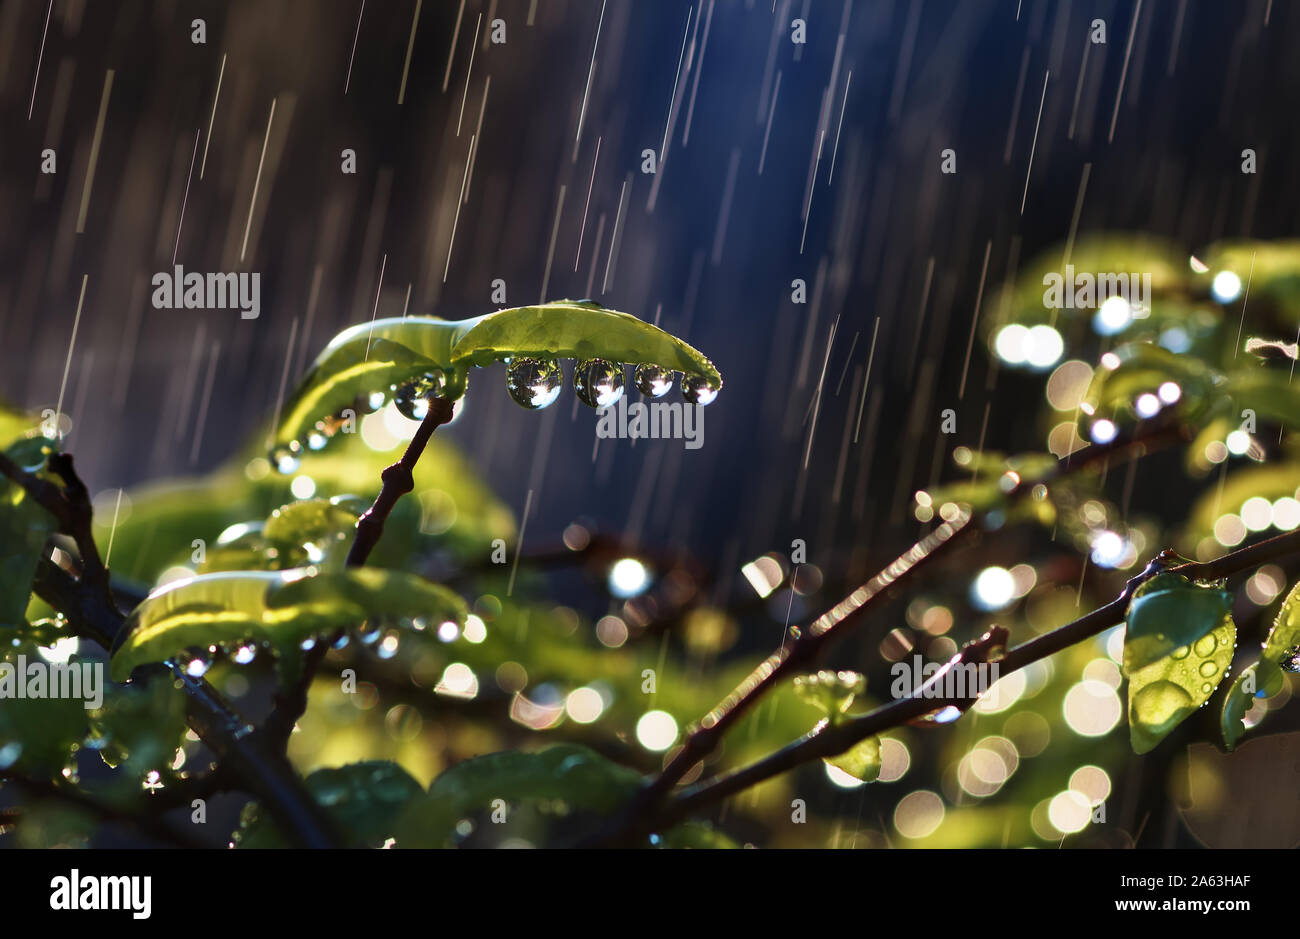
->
1127, 615, 1235, 754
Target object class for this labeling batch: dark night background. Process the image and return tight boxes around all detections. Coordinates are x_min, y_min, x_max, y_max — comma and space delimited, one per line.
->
0, 0, 1297, 848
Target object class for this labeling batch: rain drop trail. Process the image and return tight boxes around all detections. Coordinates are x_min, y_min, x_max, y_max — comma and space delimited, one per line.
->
27, 0, 53, 120
601, 177, 628, 294
574, 0, 608, 159
1107, 0, 1142, 143
827, 69, 851, 184
456, 13, 482, 135
190, 341, 222, 465
958, 240, 993, 399
365, 253, 387, 357
54, 274, 88, 441
397, 0, 423, 105
344, 0, 365, 95
506, 489, 534, 598
239, 97, 276, 262
539, 184, 566, 302
76, 69, 115, 234
463, 75, 491, 204
172, 128, 201, 264
853, 316, 879, 443
681, 0, 714, 148
104, 488, 124, 567
268, 317, 300, 452
441, 0, 466, 92
443, 138, 472, 282
575, 137, 601, 270
1019, 69, 1048, 215
757, 70, 781, 175
199, 54, 226, 179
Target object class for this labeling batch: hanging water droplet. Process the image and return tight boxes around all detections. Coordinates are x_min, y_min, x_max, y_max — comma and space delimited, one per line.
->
574, 358, 625, 408
233, 644, 256, 665
306, 428, 328, 451
634, 364, 674, 398
182, 651, 210, 678
270, 442, 302, 475
1281, 644, 1300, 673
366, 390, 387, 413
506, 358, 563, 410
681, 374, 721, 406
394, 369, 448, 420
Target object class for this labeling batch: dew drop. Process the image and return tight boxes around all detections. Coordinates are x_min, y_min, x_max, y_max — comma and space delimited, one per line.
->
634, 364, 674, 398
574, 358, 625, 408
306, 429, 328, 451
1170, 645, 1190, 660
233, 644, 256, 665
506, 358, 563, 410
681, 374, 721, 406
1198, 660, 1218, 678
1200, 682, 1213, 694
182, 652, 211, 678
1193, 633, 1218, 657
270, 442, 302, 475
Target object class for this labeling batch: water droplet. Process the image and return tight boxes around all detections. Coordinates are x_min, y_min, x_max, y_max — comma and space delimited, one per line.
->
182, 652, 210, 678
634, 364, 674, 398
681, 374, 720, 406
574, 358, 625, 408
1193, 633, 1218, 657
1170, 645, 1190, 659
365, 390, 387, 412
1281, 644, 1300, 673
1198, 660, 1218, 677
788, 626, 802, 640
506, 358, 563, 410
300, 637, 317, 652
233, 644, 256, 665
306, 429, 328, 451
395, 369, 448, 420
1200, 682, 1213, 694
270, 442, 302, 475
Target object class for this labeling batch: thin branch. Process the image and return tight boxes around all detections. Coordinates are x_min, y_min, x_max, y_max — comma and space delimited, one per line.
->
262, 397, 457, 749
639, 418, 1186, 806
649, 528, 1300, 833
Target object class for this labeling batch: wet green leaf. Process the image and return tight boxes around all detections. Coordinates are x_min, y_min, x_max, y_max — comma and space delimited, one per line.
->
109, 567, 467, 682
273, 301, 722, 450
235, 761, 425, 848
1127, 614, 1235, 754
825, 734, 882, 783
1122, 574, 1233, 674
1264, 580, 1300, 663
1220, 659, 1285, 751
0, 642, 90, 776
793, 669, 864, 716
0, 435, 59, 628
399, 744, 642, 847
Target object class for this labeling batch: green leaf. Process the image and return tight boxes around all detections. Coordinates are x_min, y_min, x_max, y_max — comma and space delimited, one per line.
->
235, 761, 425, 848
825, 734, 882, 783
0, 642, 90, 776
273, 301, 722, 451
0, 436, 59, 628
399, 744, 642, 847
1263, 579, 1300, 664
261, 497, 362, 570
793, 669, 864, 716
1122, 574, 1233, 674
1220, 659, 1285, 751
1127, 614, 1235, 754
109, 567, 467, 682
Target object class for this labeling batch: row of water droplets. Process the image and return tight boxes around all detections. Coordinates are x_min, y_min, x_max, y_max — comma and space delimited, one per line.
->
269, 358, 720, 474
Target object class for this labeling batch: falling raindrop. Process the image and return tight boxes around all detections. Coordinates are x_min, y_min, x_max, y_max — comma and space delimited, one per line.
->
634, 364, 674, 398
270, 442, 302, 475
506, 358, 563, 409
574, 358, 625, 408
681, 374, 720, 406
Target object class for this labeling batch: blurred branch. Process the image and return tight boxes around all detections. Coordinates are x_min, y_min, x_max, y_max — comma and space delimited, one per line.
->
583, 417, 1189, 844
650, 528, 1300, 830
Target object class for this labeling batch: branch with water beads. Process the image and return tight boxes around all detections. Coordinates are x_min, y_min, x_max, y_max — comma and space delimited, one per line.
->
649, 529, 1300, 830
261, 397, 456, 749
6, 456, 343, 848
629, 418, 1188, 815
